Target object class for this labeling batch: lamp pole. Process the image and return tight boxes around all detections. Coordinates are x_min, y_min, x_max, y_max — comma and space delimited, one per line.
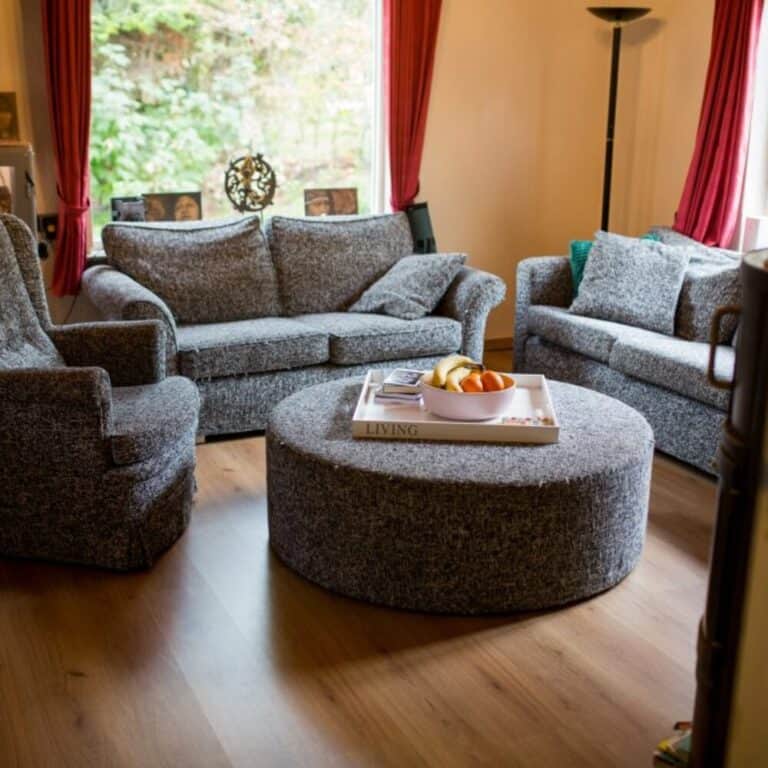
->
588, 7, 651, 231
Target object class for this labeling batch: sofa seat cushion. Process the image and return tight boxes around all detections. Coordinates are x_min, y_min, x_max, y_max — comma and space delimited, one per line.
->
609, 334, 733, 411
294, 313, 462, 365
266, 214, 414, 315
176, 318, 330, 379
109, 376, 200, 466
527, 305, 630, 363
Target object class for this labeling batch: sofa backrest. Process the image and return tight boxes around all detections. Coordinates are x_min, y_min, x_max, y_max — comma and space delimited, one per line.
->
266, 213, 414, 315
0, 216, 64, 370
102, 216, 282, 324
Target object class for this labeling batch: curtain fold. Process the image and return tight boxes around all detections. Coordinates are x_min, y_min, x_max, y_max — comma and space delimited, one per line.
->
674, 0, 764, 247
41, 0, 92, 296
384, 0, 442, 212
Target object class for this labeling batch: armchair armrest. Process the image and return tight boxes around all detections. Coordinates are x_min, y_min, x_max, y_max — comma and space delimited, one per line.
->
49, 321, 166, 387
515, 256, 572, 369
0, 368, 113, 481
436, 266, 506, 362
81, 265, 178, 369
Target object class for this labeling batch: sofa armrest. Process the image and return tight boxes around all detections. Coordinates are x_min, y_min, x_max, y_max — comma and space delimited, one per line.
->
515, 256, 572, 369
81, 265, 178, 367
436, 266, 506, 362
49, 321, 166, 387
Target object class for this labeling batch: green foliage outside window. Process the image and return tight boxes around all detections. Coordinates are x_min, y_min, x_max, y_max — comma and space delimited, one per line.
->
90, 0, 374, 236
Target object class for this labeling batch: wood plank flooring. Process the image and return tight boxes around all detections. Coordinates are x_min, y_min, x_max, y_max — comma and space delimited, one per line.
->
0, 433, 716, 767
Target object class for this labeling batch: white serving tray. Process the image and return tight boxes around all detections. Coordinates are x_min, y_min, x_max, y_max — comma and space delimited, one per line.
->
352, 370, 560, 444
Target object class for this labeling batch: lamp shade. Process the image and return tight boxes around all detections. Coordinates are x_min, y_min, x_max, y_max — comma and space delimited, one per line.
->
587, 7, 651, 23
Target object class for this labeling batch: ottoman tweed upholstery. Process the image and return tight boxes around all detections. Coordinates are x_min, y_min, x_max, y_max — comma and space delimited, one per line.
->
266, 378, 654, 614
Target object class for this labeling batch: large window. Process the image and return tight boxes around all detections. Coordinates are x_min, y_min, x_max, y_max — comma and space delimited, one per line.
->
90, 0, 377, 236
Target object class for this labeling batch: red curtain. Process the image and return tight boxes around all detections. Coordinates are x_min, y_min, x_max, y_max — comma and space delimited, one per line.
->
41, 0, 92, 296
674, 0, 764, 247
384, 0, 442, 211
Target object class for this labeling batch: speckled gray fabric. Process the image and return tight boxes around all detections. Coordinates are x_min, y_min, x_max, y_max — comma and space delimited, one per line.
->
49, 320, 166, 387
570, 232, 691, 335
103, 216, 281, 324
527, 305, 623, 363
1, 213, 53, 328
266, 378, 653, 614
436, 266, 507, 362
514, 256, 572, 368
176, 317, 329, 379
610, 334, 733, 411
109, 377, 200, 465
349, 252, 466, 319
524, 337, 724, 474
0, 224, 63, 369
648, 226, 741, 262
676, 263, 741, 343
294, 312, 461, 365
266, 214, 414, 314
195, 355, 446, 435
81, 265, 179, 371
0, 214, 200, 570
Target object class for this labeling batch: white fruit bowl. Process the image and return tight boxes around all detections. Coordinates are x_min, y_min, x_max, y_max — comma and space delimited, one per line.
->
419, 373, 516, 421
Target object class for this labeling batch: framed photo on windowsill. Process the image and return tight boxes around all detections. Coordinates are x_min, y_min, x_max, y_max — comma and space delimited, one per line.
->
304, 188, 358, 216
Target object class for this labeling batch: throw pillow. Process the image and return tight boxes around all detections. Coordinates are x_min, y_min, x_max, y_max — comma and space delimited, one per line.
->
348, 253, 466, 320
266, 214, 414, 315
569, 231, 661, 297
102, 216, 281, 324
570, 231, 691, 335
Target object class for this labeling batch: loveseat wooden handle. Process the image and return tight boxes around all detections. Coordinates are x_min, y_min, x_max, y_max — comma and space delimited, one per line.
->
708, 305, 741, 390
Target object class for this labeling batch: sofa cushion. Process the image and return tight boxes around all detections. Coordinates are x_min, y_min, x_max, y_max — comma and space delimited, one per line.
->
102, 216, 281, 324
176, 318, 329, 379
348, 253, 466, 320
109, 376, 200, 466
0, 225, 63, 370
676, 261, 741, 344
609, 333, 733, 411
528, 305, 627, 363
294, 313, 461, 365
570, 231, 691, 335
266, 214, 414, 315
648, 226, 741, 262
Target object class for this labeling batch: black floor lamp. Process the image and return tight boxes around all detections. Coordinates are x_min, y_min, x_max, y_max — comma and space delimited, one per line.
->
588, 6, 651, 230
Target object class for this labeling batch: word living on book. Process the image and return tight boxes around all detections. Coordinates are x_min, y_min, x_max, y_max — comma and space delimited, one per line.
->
363, 421, 420, 438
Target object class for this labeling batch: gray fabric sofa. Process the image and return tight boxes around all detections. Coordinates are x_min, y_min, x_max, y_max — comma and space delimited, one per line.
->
515, 230, 738, 475
83, 213, 506, 437
0, 214, 200, 570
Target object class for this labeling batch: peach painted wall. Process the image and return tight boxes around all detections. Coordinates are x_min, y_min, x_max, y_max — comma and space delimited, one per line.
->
419, 0, 714, 339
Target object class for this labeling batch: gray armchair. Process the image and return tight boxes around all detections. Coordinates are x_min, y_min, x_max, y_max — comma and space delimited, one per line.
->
0, 214, 200, 569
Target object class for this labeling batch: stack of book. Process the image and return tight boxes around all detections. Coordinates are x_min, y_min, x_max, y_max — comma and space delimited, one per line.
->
653, 723, 692, 766
374, 369, 424, 404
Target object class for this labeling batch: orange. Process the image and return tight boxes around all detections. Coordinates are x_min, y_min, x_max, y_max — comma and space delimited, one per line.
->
499, 373, 516, 390
461, 372, 484, 393
481, 370, 505, 392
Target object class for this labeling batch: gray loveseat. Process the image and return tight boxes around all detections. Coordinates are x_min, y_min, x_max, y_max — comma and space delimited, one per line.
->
515, 228, 739, 475
83, 213, 506, 437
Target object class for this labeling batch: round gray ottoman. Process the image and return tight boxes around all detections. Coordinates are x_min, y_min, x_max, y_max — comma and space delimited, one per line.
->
266, 378, 654, 614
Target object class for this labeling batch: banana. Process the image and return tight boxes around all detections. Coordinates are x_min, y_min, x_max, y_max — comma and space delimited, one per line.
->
445, 366, 473, 392
432, 354, 482, 388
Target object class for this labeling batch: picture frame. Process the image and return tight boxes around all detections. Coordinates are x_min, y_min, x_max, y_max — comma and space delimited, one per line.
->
110, 195, 146, 222
143, 191, 203, 222
0, 93, 19, 142
304, 187, 358, 216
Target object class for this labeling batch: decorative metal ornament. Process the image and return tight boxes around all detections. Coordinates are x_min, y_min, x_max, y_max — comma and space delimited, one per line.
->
224, 152, 277, 214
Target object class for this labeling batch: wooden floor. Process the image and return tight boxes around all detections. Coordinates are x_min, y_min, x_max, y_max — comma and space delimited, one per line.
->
0, 436, 716, 766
